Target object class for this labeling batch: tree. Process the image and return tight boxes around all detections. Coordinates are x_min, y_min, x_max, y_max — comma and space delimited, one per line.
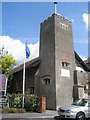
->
0, 46, 17, 92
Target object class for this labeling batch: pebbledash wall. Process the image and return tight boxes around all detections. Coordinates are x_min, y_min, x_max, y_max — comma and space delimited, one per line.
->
13, 13, 90, 110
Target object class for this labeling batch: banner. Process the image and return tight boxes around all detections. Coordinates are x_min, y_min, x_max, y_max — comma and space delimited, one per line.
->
0, 74, 7, 96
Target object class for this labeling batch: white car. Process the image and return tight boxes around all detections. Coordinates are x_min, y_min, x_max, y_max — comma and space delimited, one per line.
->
58, 98, 90, 120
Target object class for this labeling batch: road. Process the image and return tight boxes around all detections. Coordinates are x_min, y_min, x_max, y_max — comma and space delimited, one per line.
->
1, 116, 69, 120
2, 119, 55, 120
1, 117, 90, 120
1, 113, 90, 120
1, 117, 66, 120
1, 116, 59, 120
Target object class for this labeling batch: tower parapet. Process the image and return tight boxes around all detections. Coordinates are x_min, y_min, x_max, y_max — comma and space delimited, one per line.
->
41, 13, 72, 26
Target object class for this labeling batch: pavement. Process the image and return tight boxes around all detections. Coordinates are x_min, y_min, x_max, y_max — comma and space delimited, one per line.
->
0, 110, 58, 119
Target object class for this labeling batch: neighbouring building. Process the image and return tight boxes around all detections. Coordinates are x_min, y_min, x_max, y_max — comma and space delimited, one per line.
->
12, 13, 90, 110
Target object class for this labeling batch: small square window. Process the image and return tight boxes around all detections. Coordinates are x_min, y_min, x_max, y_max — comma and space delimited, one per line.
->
43, 78, 50, 85
62, 62, 70, 69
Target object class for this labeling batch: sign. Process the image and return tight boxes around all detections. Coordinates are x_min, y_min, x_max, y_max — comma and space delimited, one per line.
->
0, 74, 7, 96
61, 69, 70, 77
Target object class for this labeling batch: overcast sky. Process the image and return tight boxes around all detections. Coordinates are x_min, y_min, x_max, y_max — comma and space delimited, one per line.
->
0, 2, 88, 64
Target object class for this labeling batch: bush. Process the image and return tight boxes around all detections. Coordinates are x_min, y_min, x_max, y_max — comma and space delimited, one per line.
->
24, 94, 38, 111
18, 108, 26, 113
8, 108, 17, 113
13, 95, 22, 108
7, 93, 22, 108
7, 93, 38, 112
2, 108, 26, 113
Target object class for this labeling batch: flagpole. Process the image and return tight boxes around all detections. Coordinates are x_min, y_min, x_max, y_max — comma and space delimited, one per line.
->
54, 2, 57, 14
22, 40, 26, 108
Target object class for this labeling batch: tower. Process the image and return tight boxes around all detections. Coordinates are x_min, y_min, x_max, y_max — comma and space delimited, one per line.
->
35, 13, 75, 110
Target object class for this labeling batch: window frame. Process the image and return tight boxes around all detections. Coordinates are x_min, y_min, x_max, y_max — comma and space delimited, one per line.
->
42, 76, 51, 86
61, 61, 70, 69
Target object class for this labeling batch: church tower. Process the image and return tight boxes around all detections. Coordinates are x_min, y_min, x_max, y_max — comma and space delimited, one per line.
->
35, 13, 75, 110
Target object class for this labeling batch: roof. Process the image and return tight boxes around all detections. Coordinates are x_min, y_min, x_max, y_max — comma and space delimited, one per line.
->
14, 57, 40, 73
14, 52, 90, 73
84, 56, 90, 64
75, 51, 90, 72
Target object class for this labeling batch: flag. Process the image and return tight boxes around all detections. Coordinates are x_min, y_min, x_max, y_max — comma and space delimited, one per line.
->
26, 42, 30, 59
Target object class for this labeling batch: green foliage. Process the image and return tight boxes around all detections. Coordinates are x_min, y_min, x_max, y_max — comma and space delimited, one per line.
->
0, 46, 16, 91
7, 93, 22, 108
18, 108, 26, 113
24, 94, 38, 111
14, 96, 22, 108
2, 108, 26, 113
8, 108, 17, 113
7, 93, 14, 107
7, 93, 38, 111
0, 46, 16, 78
1, 55, 16, 78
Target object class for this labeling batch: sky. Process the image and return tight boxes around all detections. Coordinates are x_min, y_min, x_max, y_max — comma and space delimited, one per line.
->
0, 2, 89, 64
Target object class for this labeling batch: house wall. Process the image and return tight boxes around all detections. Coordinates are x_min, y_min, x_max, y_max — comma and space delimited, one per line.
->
12, 13, 90, 110
13, 71, 23, 93
13, 68, 36, 94
73, 70, 89, 101
54, 14, 75, 109
36, 14, 56, 110
36, 14, 75, 110
25, 68, 35, 94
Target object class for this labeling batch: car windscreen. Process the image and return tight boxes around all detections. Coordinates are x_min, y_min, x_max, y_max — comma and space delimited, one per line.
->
72, 99, 89, 106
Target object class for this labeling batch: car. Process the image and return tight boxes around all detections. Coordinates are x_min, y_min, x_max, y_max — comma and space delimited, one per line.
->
58, 98, 90, 120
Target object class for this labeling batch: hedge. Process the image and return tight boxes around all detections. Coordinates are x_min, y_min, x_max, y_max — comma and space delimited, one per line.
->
7, 93, 38, 112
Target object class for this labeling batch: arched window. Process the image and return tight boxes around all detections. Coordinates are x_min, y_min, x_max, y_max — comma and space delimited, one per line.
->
42, 75, 51, 85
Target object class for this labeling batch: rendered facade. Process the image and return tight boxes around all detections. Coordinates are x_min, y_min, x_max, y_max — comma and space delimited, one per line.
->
12, 13, 90, 110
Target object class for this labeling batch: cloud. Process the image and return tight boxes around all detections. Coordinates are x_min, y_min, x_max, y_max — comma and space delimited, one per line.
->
79, 55, 86, 61
0, 36, 39, 64
82, 13, 88, 29
0, 36, 87, 66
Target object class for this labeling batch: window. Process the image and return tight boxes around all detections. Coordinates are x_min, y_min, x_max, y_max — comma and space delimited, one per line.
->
62, 62, 70, 69
43, 78, 50, 85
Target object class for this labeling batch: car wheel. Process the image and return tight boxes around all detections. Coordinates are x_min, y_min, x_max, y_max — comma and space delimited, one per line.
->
76, 112, 85, 120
